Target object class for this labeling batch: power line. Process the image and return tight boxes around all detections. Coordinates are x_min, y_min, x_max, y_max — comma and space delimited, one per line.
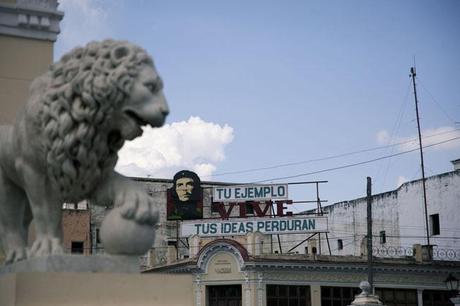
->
417, 78, 458, 125
378, 79, 413, 191
206, 128, 460, 179
253, 135, 460, 183
135, 134, 460, 199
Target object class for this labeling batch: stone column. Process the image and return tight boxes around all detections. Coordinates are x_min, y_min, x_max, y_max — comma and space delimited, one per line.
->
0, 0, 63, 124
417, 289, 423, 306
257, 272, 265, 306
310, 284, 322, 306
194, 274, 203, 306
243, 272, 252, 306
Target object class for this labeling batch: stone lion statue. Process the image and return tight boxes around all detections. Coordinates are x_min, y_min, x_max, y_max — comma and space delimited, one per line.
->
0, 40, 169, 264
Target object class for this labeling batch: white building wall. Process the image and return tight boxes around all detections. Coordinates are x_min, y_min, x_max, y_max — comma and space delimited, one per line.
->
308, 170, 460, 258
310, 190, 401, 256
398, 170, 460, 250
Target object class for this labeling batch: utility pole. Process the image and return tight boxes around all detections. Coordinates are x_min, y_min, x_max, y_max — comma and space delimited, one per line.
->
348, 179, 385, 305
315, 182, 329, 255
410, 67, 431, 248
366, 177, 374, 293
350, 178, 385, 305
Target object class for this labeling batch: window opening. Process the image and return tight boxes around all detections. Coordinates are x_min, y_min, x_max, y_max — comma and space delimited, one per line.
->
338, 239, 343, 250
71, 241, 84, 254
430, 214, 440, 236
380, 231, 386, 244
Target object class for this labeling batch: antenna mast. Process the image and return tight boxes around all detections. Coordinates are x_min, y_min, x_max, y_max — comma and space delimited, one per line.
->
410, 67, 430, 248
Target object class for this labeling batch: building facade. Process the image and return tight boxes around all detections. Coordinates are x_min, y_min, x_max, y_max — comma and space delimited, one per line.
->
0, 0, 63, 125
62, 201, 91, 255
84, 167, 460, 305
84, 167, 460, 265
146, 237, 460, 306
309, 167, 460, 260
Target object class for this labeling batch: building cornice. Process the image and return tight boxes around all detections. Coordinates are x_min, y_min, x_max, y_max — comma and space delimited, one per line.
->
144, 253, 460, 276
0, 0, 63, 41
244, 256, 460, 275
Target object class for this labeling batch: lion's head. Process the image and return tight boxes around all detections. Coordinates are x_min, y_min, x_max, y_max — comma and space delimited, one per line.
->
34, 40, 169, 201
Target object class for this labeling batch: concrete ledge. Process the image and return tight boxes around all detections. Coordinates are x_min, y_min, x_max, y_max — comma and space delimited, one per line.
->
0, 2, 64, 41
0, 271, 193, 306
0, 255, 140, 274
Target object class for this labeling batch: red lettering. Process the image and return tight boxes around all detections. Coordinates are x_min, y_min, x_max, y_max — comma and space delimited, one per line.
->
238, 202, 247, 218
214, 200, 293, 219
216, 202, 237, 219
276, 200, 293, 216
253, 201, 272, 217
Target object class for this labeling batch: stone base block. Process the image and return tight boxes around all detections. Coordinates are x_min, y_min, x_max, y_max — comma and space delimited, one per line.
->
0, 271, 193, 306
0, 255, 141, 274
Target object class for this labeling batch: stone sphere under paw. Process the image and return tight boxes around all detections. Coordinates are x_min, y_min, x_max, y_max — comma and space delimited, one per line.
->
100, 207, 155, 255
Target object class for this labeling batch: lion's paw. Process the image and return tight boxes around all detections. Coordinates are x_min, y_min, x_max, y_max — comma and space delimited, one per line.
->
116, 188, 159, 226
5, 247, 27, 264
28, 237, 64, 258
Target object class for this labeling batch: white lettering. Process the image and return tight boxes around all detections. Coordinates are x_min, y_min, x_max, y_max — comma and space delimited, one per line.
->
180, 217, 328, 237
213, 184, 289, 201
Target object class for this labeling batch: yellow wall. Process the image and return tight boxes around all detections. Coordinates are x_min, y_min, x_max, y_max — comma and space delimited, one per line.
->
0, 35, 53, 124
0, 272, 194, 306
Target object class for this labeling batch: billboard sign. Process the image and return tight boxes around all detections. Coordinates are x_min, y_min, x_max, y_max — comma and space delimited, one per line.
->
213, 184, 288, 202
180, 216, 328, 237
167, 170, 203, 220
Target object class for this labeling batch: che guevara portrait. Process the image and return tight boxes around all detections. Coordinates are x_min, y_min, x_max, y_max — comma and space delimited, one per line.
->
167, 170, 203, 220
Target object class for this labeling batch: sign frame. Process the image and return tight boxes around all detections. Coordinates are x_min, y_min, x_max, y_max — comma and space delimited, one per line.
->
180, 216, 328, 237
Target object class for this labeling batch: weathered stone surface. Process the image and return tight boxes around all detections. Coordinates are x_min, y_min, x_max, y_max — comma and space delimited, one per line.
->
0, 270, 194, 306
0, 255, 140, 274
0, 40, 168, 267
101, 207, 155, 255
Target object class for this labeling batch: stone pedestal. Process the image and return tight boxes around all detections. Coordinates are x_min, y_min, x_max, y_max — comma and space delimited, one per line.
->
0, 256, 194, 306
349, 281, 385, 306
0, 255, 140, 274
450, 296, 460, 306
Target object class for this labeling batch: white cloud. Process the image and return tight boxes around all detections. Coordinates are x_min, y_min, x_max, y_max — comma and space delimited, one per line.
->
116, 116, 234, 180
376, 126, 460, 152
56, 0, 113, 56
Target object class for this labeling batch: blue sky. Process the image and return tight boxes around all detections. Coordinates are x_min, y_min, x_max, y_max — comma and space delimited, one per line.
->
55, 0, 460, 209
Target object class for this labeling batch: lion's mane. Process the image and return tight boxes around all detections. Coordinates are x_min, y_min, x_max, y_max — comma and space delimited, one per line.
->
34, 40, 153, 202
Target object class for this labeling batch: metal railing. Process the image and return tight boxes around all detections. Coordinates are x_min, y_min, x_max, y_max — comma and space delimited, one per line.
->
372, 246, 413, 258
432, 248, 460, 260
372, 246, 460, 260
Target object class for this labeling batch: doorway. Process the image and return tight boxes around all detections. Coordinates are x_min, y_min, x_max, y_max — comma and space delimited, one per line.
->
207, 285, 242, 306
